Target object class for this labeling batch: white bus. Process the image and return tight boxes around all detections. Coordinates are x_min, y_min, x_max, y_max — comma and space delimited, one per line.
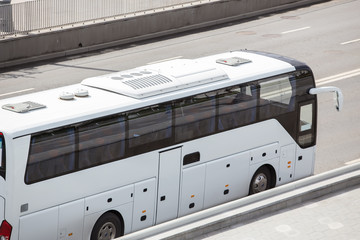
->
0, 50, 342, 240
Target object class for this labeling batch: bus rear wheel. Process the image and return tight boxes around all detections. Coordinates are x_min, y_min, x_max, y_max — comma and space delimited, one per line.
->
249, 166, 272, 195
91, 212, 122, 240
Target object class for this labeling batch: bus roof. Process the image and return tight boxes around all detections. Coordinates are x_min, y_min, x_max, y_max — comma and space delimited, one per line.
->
0, 51, 297, 137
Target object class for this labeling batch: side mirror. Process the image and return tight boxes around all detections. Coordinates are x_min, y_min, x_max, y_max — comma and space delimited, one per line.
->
309, 86, 343, 111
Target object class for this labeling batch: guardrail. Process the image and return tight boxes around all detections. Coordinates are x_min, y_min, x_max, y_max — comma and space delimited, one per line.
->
118, 162, 360, 239
0, 0, 205, 38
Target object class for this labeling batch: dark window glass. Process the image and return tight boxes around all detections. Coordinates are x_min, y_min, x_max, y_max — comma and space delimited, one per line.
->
26, 128, 76, 183
0, 134, 5, 179
128, 104, 172, 155
174, 92, 216, 143
78, 115, 126, 169
258, 76, 295, 120
183, 152, 200, 165
217, 85, 257, 131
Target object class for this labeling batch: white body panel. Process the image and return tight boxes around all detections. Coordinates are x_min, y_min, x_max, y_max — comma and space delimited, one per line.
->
278, 144, 296, 185
204, 151, 250, 208
132, 178, 156, 232
19, 206, 58, 240
179, 164, 206, 217
58, 199, 85, 240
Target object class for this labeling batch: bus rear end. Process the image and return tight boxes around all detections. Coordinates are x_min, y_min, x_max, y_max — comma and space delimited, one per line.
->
0, 132, 12, 240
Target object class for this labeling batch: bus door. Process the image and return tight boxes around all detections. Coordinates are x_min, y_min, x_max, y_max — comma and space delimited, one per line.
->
156, 147, 182, 224
294, 100, 316, 180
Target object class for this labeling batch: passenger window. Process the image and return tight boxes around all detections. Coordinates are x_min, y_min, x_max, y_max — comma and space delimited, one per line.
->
259, 76, 295, 119
78, 115, 126, 169
26, 128, 76, 184
128, 104, 172, 154
174, 92, 216, 143
260, 77, 292, 105
217, 85, 257, 131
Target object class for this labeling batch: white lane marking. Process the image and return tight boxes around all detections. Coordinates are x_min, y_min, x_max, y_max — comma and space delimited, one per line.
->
147, 56, 183, 65
281, 26, 311, 34
316, 68, 360, 86
0, 88, 35, 97
345, 158, 360, 165
340, 38, 360, 45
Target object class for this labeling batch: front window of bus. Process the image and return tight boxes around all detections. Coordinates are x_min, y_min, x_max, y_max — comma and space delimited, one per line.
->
0, 133, 5, 179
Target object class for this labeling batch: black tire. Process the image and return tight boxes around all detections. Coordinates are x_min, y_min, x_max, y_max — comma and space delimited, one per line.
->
249, 166, 272, 195
90, 212, 122, 240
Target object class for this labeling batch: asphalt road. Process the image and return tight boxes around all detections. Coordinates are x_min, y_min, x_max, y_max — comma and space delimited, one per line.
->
0, 0, 359, 174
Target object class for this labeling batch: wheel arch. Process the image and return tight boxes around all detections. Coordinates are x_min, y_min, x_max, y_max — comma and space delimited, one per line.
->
249, 164, 277, 194
106, 210, 125, 236
90, 210, 125, 240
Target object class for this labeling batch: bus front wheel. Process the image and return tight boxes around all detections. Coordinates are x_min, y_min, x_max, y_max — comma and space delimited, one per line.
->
91, 212, 122, 240
249, 166, 272, 195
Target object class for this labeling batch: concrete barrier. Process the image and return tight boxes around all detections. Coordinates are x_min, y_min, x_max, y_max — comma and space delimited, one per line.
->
117, 162, 360, 240
0, 0, 329, 68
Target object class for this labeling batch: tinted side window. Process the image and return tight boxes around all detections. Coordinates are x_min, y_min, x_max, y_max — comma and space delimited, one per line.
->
259, 76, 295, 120
0, 134, 5, 179
128, 104, 172, 155
78, 115, 126, 169
217, 85, 257, 131
26, 128, 76, 183
174, 92, 216, 143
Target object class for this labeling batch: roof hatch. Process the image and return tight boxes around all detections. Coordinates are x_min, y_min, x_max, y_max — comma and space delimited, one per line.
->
2, 101, 46, 113
216, 57, 251, 66
81, 59, 229, 99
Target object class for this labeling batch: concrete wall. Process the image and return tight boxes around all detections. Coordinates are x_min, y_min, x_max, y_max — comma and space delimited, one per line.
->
0, 0, 328, 68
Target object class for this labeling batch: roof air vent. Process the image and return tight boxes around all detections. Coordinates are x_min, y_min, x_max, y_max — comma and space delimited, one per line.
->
2, 101, 46, 113
74, 89, 89, 97
59, 92, 75, 100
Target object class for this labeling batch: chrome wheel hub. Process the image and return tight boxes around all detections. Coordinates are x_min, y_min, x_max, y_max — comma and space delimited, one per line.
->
97, 222, 116, 240
252, 173, 268, 193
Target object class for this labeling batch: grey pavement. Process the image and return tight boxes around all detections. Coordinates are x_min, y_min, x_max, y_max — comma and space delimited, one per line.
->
195, 185, 360, 240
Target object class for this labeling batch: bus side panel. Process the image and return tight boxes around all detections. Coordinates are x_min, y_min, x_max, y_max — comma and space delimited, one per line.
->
278, 144, 296, 185
84, 185, 133, 216
294, 146, 315, 180
19, 206, 58, 240
204, 151, 250, 209
132, 178, 156, 232
58, 199, 85, 240
179, 165, 206, 217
